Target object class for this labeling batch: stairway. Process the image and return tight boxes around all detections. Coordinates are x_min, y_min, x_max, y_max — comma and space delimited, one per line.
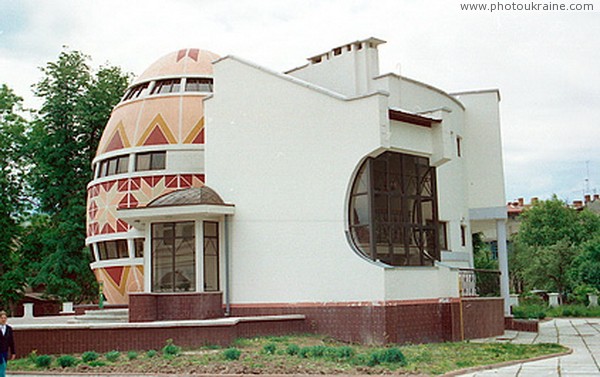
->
69, 308, 129, 323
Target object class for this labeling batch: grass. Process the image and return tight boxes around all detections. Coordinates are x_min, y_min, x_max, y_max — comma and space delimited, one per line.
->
6, 334, 567, 375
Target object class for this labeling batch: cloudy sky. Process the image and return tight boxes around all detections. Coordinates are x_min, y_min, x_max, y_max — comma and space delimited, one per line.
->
1, 0, 598, 204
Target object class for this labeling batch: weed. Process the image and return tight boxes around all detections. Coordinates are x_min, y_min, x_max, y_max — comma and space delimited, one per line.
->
105, 350, 120, 362
88, 360, 107, 367
162, 339, 181, 356
127, 351, 138, 360
262, 342, 277, 354
56, 355, 77, 368
285, 344, 300, 356
82, 351, 99, 362
222, 347, 242, 361
367, 347, 407, 367
33, 355, 52, 368
146, 349, 158, 358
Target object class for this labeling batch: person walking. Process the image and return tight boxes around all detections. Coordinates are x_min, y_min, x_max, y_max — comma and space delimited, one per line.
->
0, 311, 16, 377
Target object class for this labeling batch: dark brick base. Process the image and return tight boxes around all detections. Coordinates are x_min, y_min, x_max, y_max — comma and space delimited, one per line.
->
14, 316, 307, 355
129, 292, 224, 322
505, 317, 539, 332
230, 297, 504, 344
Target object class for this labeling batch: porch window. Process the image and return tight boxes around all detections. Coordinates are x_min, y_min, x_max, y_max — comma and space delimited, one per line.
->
152, 222, 195, 292
348, 151, 440, 266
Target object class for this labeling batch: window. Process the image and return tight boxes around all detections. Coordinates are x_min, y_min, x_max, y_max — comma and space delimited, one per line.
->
123, 82, 149, 101
185, 78, 213, 93
461, 225, 467, 247
135, 151, 166, 171
96, 240, 129, 260
348, 151, 440, 266
151, 79, 181, 95
439, 222, 448, 251
203, 221, 220, 292
134, 238, 144, 258
97, 155, 129, 178
152, 222, 196, 292
457, 136, 462, 157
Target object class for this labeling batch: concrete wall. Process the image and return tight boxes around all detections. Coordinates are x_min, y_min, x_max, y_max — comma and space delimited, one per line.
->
206, 56, 388, 304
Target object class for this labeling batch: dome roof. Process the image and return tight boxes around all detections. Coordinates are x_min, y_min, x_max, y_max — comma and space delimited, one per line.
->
133, 48, 220, 85
147, 187, 226, 208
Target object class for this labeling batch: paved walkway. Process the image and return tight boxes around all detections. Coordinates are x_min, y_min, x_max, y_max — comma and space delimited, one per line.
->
460, 318, 600, 376
7, 318, 599, 376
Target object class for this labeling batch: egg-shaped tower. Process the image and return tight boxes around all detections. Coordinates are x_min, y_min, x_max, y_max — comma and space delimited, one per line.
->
86, 48, 219, 304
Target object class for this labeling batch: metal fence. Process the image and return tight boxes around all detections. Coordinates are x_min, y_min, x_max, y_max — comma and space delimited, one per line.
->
459, 268, 501, 297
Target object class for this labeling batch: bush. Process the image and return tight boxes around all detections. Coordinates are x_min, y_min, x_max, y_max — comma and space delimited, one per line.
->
285, 343, 300, 356
105, 350, 120, 362
82, 351, 99, 362
222, 347, 242, 361
127, 351, 138, 360
34, 355, 52, 368
367, 348, 407, 366
331, 346, 355, 360
56, 355, 77, 368
512, 304, 547, 319
88, 360, 106, 367
263, 342, 277, 354
146, 350, 158, 358
162, 339, 181, 356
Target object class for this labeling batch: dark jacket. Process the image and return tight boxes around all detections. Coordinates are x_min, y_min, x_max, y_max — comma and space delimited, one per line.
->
0, 325, 16, 363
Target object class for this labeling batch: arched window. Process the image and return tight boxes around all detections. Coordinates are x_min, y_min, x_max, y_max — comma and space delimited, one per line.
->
348, 151, 440, 266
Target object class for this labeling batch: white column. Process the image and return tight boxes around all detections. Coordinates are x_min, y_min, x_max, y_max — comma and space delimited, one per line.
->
195, 220, 204, 293
23, 303, 34, 318
143, 224, 152, 292
496, 219, 510, 316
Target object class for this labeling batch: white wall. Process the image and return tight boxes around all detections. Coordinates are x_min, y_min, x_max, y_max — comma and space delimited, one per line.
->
206, 57, 388, 303
384, 265, 459, 300
455, 90, 506, 211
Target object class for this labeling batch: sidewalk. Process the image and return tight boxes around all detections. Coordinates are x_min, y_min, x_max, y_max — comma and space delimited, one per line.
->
459, 318, 600, 376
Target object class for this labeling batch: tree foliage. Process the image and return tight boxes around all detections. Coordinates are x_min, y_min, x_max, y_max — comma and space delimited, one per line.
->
512, 196, 600, 298
0, 84, 28, 309
19, 49, 130, 302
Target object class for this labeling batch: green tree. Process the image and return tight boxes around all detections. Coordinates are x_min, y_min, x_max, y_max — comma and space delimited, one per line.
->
513, 196, 600, 299
22, 49, 130, 302
0, 84, 28, 309
570, 237, 600, 294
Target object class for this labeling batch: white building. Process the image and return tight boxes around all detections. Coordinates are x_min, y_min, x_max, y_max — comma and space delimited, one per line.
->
90, 38, 509, 343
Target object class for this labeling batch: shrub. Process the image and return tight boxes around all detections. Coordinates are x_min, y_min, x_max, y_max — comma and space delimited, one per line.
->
162, 339, 181, 356
512, 304, 547, 319
82, 351, 99, 362
127, 351, 138, 360
285, 344, 300, 356
331, 346, 355, 360
146, 350, 158, 358
263, 342, 277, 354
223, 348, 242, 361
56, 355, 77, 368
88, 360, 106, 367
105, 350, 120, 362
367, 347, 407, 366
34, 355, 52, 368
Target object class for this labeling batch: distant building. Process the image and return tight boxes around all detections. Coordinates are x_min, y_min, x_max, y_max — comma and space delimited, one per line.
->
86, 38, 508, 343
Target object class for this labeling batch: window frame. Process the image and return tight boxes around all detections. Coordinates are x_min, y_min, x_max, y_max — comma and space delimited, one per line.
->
348, 151, 440, 266
135, 151, 166, 172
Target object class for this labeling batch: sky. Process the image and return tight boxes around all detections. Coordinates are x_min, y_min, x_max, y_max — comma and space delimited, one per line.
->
0, 0, 598, 204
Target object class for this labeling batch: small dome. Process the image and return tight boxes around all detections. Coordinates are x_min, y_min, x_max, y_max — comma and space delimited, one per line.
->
147, 187, 226, 207
133, 48, 220, 85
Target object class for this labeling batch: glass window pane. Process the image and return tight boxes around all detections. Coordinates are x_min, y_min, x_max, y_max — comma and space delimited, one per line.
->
117, 156, 129, 174
350, 194, 369, 226
106, 241, 118, 259
136, 153, 151, 171
134, 238, 144, 258
151, 152, 166, 170
117, 240, 129, 258
171, 79, 181, 93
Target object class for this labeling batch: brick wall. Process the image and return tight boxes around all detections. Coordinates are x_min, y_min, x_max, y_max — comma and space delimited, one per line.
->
505, 317, 539, 332
14, 316, 307, 355
230, 297, 504, 344
129, 292, 224, 322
